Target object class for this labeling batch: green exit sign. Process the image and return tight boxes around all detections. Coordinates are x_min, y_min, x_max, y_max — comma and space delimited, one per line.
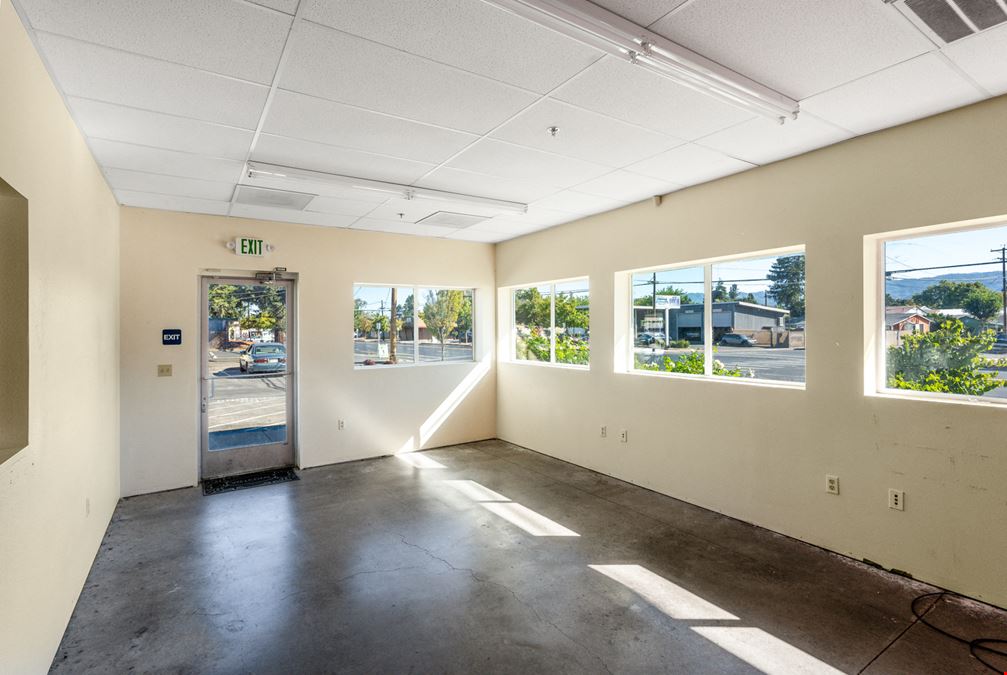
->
235, 237, 265, 257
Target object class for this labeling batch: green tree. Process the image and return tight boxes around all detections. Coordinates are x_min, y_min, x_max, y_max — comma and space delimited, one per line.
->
888, 320, 1005, 395
911, 280, 989, 309
713, 279, 729, 302
885, 292, 909, 306
208, 284, 243, 318
514, 287, 551, 326
728, 283, 740, 300
962, 287, 1002, 325
767, 255, 805, 317
421, 290, 465, 359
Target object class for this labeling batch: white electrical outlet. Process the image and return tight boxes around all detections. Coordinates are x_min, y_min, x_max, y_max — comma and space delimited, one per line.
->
888, 488, 905, 511
826, 475, 840, 495
619, 429, 628, 443
600, 426, 607, 438
338, 419, 345, 430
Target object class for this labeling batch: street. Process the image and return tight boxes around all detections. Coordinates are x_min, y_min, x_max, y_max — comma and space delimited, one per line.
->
635, 345, 806, 382
207, 350, 286, 450
354, 339, 474, 363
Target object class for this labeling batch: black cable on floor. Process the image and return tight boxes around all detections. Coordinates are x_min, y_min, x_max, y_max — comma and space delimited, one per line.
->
910, 591, 1007, 672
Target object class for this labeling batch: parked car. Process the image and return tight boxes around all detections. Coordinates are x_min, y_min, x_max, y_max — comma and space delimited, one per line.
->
636, 332, 666, 347
239, 342, 287, 373
718, 333, 757, 347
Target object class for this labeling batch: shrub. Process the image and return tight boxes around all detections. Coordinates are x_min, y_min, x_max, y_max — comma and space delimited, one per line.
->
887, 320, 1007, 396
634, 351, 749, 377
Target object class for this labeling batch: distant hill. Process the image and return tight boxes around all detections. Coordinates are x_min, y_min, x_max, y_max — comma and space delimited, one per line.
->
886, 271, 1004, 299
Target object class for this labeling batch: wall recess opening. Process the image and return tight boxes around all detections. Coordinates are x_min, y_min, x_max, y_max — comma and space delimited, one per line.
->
0, 176, 28, 464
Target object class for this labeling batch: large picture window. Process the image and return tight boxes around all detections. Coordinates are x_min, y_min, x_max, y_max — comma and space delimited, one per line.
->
631, 251, 805, 384
513, 279, 590, 367
354, 285, 474, 366
881, 224, 1007, 402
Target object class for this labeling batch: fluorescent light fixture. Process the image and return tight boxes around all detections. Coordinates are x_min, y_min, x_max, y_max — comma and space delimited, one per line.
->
482, 0, 800, 123
245, 161, 527, 215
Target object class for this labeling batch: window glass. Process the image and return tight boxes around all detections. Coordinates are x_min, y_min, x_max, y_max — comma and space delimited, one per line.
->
354, 286, 415, 366
554, 281, 590, 365
884, 227, 1007, 401
514, 285, 552, 362
418, 288, 474, 362
710, 253, 805, 382
632, 266, 705, 374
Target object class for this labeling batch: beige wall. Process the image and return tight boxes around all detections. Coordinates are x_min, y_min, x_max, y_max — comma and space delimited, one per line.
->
0, 1, 121, 672
120, 208, 496, 497
495, 96, 1007, 608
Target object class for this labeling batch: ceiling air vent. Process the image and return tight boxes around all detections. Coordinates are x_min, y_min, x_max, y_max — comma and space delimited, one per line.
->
234, 185, 315, 210
416, 211, 488, 228
900, 0, 1007, 43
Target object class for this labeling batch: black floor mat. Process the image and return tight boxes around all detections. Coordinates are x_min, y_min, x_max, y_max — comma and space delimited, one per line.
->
202, 467, 299, 496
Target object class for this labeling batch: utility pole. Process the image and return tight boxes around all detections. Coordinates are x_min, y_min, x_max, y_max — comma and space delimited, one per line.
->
993, 246, 1007, 335
389, 288, 398, 363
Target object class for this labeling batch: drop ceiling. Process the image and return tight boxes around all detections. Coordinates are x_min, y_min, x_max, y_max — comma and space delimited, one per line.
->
10, 0, 1007, 242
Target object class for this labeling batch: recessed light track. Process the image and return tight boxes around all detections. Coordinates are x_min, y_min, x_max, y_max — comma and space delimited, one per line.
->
481, 0, 800, 123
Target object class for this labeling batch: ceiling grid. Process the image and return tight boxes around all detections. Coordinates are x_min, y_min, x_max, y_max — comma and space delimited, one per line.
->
9, 0, 1007, 242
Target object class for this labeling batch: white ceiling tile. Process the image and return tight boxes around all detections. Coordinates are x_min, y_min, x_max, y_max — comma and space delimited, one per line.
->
589, 0, 689, 26
252, 134, 436, 184
553, 56, 754, 140
36, 33, 268, 128
696, 114, 854, 166
532, 190, 628, 215
230, 203, 358, 228
572, 170, 680, 201
492, 99, 683, 167
471, 205, 578, 232
944, 23, 1007, 96
115, 190, 230, 216
365, 196, 503, 223
801, 53, 985, 136
416, 167, 559, 203
625, 143, 755, 186
69, 97, 253, 160
352, 218, 457, 238
90, 139, 245, 183
305, 195, 386, 217
300, 0, 600, 94
261, 91, 474, 163
445, 229, 509, 243
651, 0, 934, 99
104, 168, 235, 201
246, 0, 299, 14
279, 21, 538, 134
23, 0, 291, 84
445, 139, 611, 189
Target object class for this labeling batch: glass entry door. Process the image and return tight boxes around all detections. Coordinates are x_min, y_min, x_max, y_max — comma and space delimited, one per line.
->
200, 277, 295, 479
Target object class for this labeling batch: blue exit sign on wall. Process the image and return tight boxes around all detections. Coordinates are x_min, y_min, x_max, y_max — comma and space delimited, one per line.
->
162, 329, 182, 345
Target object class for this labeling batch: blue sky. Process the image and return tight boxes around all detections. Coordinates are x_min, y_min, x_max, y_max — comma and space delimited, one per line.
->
632, 253, 800, 300
886, 225, 1007, 279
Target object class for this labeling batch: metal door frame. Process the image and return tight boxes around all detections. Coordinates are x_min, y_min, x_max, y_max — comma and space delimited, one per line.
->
199, 274, 297, 480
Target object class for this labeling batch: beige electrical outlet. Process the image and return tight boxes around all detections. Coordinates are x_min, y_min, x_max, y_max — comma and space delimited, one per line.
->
157, 364, 172, 377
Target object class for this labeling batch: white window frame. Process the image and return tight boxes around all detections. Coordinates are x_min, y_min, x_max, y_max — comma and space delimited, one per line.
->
510, 277, 590, 370
624, 247, 805, 388
871, 217, 1007, 407
353, 283, 476, 369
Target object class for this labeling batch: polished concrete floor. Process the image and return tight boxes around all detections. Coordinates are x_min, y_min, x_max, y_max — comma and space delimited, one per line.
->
52, 440, 1007, 674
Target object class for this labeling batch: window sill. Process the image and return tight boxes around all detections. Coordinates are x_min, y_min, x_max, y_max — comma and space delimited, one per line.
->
869, 388, 1007, 408
621, 368, 805, 390
504, 359, 590, 371
354, 360, 476, 370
